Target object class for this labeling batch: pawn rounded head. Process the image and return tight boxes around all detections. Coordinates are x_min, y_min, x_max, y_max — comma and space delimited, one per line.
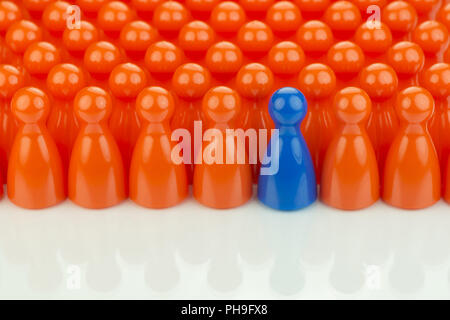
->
131, 0, 164, 12
408, 0, 439, 15
23, 41, 61, 75
109, 63, 147, 99
422, 63, 450, 98
296, 20, 333, 54
267, 41, 305, 75
352, 0, 387, 11
47, 64, 86, 100
387, 41, 424, 75
240, 0, 274, 12
172, 63, 211, 99
359, 63, 398, 100
396, 87, 434, 123
298, 63, 336, 99
294, 0, 330, 13
381, 1, 417, 35
63, 21, 99, 53
97, 1, 134, 32
0, 1, 22, 32
42, 1, 70, 33
237, 20, 274, 53
210, 1, 246, 33
439, 4, 450, 30
327, 41, 365, 75
74, 86, 112, 123
0, 65, 25, 99
5, 20, 42, 53
136, 86, 174, 123
11, 87, 50, 123
178, 21, 215, 52
202, 86, 240, 123
324, 1, 362, 33
76, 0, 109, 12
23, 0, 53, 12
333, 87, 371, 124
269, 87, 307, 126
152, 1, 190, 32
145, 41, 184, 74
354, 21, 392, 54
205, 41, 243, 74
84, 41, 122, 75
413, 21, 449, 55
120, 21, 159, 53
235, 63, 274, 99
266, 1, 303, 33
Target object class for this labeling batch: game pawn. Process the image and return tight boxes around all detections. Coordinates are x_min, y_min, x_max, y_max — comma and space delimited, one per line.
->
258, 87, 317, 211
354, 21, 393, 66
321, 87, 379, 210
383, 87, 440, 209
237, 20, 274, 63
69, 87, 125, 209
381, 1, 418, 42
178, 20, 215, 64
193, 86, 252, 209
130, 87, 188, 208
359, 63, 399, 177
41, 1, 71, 47
296, 20, 334, 65
205, 41, 243, 87
9, 87, 65, 209
265, 1, 303, 42
209, 1, 246, 42
323, 1, 362, 40
387, 41, 425, 90
63, 21, 100, 65
298, 63, 337, 182
235, 63, 275, 183
152, 1, 191, 40
438, 3, 450, 31
327, 41, 365, 90
120, 20, 159, 66
267, 41, 305, 90
0, 1, 22, 41
46, 64, 86, 181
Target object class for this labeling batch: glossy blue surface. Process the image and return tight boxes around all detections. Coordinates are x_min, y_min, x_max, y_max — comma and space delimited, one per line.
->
258, 87, 317, 211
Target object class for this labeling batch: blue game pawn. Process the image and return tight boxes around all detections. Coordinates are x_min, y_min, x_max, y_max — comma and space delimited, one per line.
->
258, 87, 317, 211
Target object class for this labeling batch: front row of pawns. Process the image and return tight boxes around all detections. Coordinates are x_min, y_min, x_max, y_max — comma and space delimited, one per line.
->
4, 84, 441, 211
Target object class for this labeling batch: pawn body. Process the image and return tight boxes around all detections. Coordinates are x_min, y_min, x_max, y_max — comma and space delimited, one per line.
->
8, 87, 65, 208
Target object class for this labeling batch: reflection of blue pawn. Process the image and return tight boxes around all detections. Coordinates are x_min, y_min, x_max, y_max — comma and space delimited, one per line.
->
258, 87, 317, 211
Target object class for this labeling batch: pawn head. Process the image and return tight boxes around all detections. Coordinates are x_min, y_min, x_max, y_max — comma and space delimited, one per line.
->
47, 64, 86, 100
423, 63, 450, 99
97, 1, 134, 33
408, 0, 439, 15
355, 21, 392, 54
387, 41, 424, 75
109, 63, 147, 99
205, 41, 243, 75
359, 63, 398, 100
266, 1, 303, 33
172, 63, 211, 98
178, 21, 215, 53
235, 63, 274, 99
269, 87, 307, 126
23, 41, 61, 75
267, 41, 305, 75
136, 86, 174, 123
145, 41, 184, 74
120, 20, 159, 53
381, 1, 417, 36
0, 65, 25, 99
237, 20, 274, 53
42, 1, 70, 33
298, 63, 336, 99
413, 21, 449, 55
0, 1, 22, 32
327, 41, 365, 75
5, 20, 42, 53
396, 87, 434, 123
63, 21, 99, 53
152, 1, 190, 32
202, 86, 240, 124
439, 4, 450, 31
210, 1, 246, 33
74, 86, 112, 123
11, 87, 50, 123
296, 20, 333, 54
324, 1, 362, 33
333, 87, 371, 124
84, 41, 123, 75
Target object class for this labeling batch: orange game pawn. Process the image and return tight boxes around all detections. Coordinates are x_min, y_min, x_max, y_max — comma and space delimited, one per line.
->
42, 1, 71, 45
387, 41, 425, 90
152, 1, 191, 39
267, 41, 305, 90
69, 87, 126, 209
120, 20, 159, 64
327, 41, 365, 90
383, 87, 440, 209
130, 87, 188, 208
9, 87, 65, 209
296, 20, 334, 65
205, 41, 243, 87
381, 1, 418, 42
63, 21, 100, 65
209, 1, 246, 42
354, 21, 392, 66
0, 1, 22, 36
323, 1, 362, 40
97, 1, 134, 40
321, 87, 379, 210
178, 20, 215, 63
265, 1, 303, 41
237, 20, 274, 62
193, 86, 252, 209
298, 63, 337, 182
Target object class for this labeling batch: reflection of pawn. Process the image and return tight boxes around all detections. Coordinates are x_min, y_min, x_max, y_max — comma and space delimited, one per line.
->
235, 63, 274, 183
258, 87, 317, 211
267, 41, 305, 90
381, 1, 418, 42
23, 42, 60, 92
9, 87, 65, 209
194, 87, 252, 208
265, 1, 303, 41
387, 41, 425, 90
62, 21, 99, 64
296, 20, 334, 65
383, 87, 440, 209
46, 64, 86, 180
237, 20, 274, 62
327, 41, 365, 89
205, 41, 243, 87
97, 1, 134, 40
109, 63, 147, 187
321, 87, 379, 210
152, 1, 190, 40
0, 65, 24, 184
324, 1, 362, 40
69, 87, 125, 208
298, 63, 336, 182
294, 0, 330, 20
178, 21, 215, 63
185, 0, 219, 20
130, 87, 188, 208
209, 1, 246, 42
354, 22, 392, 65
360, 63, 399, 176
120, 21, 159, 64
5, 20, 42, 70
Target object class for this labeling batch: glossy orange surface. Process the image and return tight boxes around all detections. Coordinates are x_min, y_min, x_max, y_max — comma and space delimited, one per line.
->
209, 1, 246, 37
42, 1, 70, 34
178, 20, 215, 59
63, 21, 100, 55
323, 1, 362, 39
97, 1, 134, 36
296, 20, 333, 64
327, 41, 365, 88
152, 1, 190, 37
382, 1, 418, 41
205, 41, 243, 86
387, 41, 425, 89
237, 20, 273, 59
5, 20, 42, 54
0, 1, 22, 33
267, 41, 305, 89
119, 20, 159, 60
84, 41, 123, 85
265, 1, 302, 38
354, 21, 393, 64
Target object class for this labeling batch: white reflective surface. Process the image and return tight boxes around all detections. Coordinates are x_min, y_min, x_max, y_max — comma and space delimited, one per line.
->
0, 189, 450, 299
